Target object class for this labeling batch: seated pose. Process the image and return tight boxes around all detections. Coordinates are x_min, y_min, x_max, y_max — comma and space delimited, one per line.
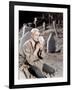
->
19, 28, 46, 78
19, 28, 55, 79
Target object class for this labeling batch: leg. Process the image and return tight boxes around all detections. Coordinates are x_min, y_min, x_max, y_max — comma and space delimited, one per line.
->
42, 63, 55, 74
28, 65, 47, 78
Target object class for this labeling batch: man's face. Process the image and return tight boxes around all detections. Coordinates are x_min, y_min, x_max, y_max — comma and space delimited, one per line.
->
32, 32, 40, 42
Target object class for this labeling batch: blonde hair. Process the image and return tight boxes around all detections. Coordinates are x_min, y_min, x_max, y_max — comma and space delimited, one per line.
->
31, 28, 40, 35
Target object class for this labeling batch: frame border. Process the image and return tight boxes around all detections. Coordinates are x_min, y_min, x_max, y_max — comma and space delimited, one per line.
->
9, 1, 70, 89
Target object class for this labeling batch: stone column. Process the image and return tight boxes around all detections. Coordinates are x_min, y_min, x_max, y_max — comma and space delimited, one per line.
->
53, 20, 58, 37
43, 22, 46, 30
34, 17, 37, 28
22, 24, 27, 37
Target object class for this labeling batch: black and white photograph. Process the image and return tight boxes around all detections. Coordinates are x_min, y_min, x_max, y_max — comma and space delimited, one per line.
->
9, 1, 70, 88
19, 11, 63, 79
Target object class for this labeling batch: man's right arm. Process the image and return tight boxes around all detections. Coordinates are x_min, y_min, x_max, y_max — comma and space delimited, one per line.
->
23, 43, 38, 65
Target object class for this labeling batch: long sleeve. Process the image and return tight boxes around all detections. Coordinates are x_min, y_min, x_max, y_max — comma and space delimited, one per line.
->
21, 41, 38, 65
